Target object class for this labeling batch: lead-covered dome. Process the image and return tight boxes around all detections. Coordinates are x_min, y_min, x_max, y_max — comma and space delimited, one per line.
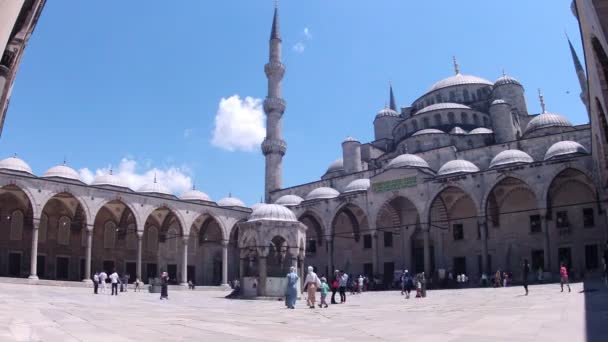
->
427, 74, 492, 93
179, 188, 211, 202
544, 141, 589, 160
469, 128, 494, 134
43, 164, 81, 182
275, 194, 304, 206
438, 159, 480, 176
376, 107, 399, 118
494, 74, 522, 87
415, 102, 471, 115
450, 126, 468, 135
92, 173, 129, 189
524, 113, 573, 134
387, 154, 431, 170
412, 128, 445, 136
326, 159, 344, 174
490, 149, 534, 168
249, 204, 297, 222
218, 196, 246, 207
138, 181, 171, 195
306, 187, 340, 201
344, 178, 371, 193
0, 156, 33, 174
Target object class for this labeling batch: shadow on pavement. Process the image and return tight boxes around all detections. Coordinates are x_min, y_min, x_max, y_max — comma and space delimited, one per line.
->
583, 278, 608, 342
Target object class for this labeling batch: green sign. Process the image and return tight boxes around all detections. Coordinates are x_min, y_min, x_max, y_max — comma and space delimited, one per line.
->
372, 176, 417, 193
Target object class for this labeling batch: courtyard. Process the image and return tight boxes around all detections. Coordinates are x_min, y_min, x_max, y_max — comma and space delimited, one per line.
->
0, 281, 606, 341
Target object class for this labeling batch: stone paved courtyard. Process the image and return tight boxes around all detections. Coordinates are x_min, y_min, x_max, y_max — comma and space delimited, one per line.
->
0, 281, 607, 341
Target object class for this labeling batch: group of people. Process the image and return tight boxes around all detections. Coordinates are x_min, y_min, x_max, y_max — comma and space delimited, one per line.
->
93, 270, 140, 295
400, 270, 426, 299
285, 267, 357, 309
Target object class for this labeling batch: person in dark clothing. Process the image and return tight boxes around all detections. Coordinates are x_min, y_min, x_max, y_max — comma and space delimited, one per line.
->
522, 259, 530, 296
160, 272, 169, 300
330, 270, 339, 304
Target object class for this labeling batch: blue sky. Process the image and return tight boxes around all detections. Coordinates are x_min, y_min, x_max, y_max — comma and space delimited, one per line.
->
0, 0, 586, 206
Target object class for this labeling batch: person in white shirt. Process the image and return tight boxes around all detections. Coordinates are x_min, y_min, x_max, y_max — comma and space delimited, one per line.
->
109, 270, 120, 295
339, 272, 349, 303
99, 271, 108, 293
357, 275, 364, 293
303, 266, 320, 309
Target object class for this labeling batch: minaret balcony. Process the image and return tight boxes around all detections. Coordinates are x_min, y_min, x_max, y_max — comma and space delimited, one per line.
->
261, 138, 287, 156
264, 97, 286, 114
264, 61, 285, 78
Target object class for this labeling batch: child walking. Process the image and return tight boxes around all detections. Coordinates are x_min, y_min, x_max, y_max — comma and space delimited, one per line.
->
560, 262, 571, 293
318, 277, 329, 308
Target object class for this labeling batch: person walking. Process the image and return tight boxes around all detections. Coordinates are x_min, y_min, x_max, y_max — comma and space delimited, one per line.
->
330, 270, 339, 304
110, 270, 119, 296
357, 275, 364, 294
494, 270, 502, 288
284, 266, 299, 309
402, 270, 414, 299
99, 271, 108, 294
560, 263, 571, 293
319, 277, 329, 308
134, 278, 141, 292
93, 272, 99, 294
522, 259, 530, 296
303, 266, 320, 309
160, 272, 169, 299
339, 271, 349, 303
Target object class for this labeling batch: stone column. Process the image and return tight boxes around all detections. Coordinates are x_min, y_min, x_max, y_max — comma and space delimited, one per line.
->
28, 218, 40, 280
541, 210, 551, 272
258, 257, 267, 296
221, 240, 229, 286
400, 225, 407, 270
239, 258, 245, 280
136, 231, 143, 281
326, 238, 334, 273
181, 236, 188, 286
81, 225, 93, 283
423, 226, 431, 277
479, 218, 489, 276
371, 231, 379, 275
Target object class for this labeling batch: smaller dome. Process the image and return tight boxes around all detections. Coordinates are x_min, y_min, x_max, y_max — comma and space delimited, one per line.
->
544, 141, 589, 160
415, 102, 471, 115
344, 178, 371, 192
249, 204, 297, 222
490, 149, 534, 168
494, 75, 522, 87
138, 181, 171, 195
250, 202, 265, 211
387, 154, 431, 170
275, 194, 304, 206
412, 128, 445, 136
376, 107, 399, 118
469, 128, 494, 134
450, 127, 467, 135
43, 164, 81, 181
427, 74, 493, 93
179, 188, 211, 202
525, 113, 573, 134
326, 159, 344, 174
218, 196, 246, 207
343, 136, 359, 143
0, 156, 33, 174
491, 99, 508, 105
305, 187, 340, 201
92, 173, 129, 189
438, 159, 480, 176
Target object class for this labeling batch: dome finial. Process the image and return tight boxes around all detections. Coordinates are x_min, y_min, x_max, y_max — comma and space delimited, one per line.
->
502, 69, 506, 77
453, 56, 460, 75
109, 166, 113, 176
63, 156, 67, 165
538, 88, 546, 113
153, 172, 157, 184
229, 192, 232, 198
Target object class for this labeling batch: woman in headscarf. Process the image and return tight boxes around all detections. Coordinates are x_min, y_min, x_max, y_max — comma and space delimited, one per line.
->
285, 266, 299, 309
160, 271, 169, 300
303, 266, 320, 309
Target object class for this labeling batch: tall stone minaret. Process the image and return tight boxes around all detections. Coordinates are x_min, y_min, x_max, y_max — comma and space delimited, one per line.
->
567, 35, 589, 113
261, 2, 287, 203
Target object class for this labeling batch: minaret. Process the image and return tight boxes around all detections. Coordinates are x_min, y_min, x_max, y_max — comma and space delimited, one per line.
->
261, 2, 287, 203
389, 81, 397, 112
566, 34, 589, 112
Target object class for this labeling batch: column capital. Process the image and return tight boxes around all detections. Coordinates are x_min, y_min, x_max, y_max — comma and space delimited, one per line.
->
221, 240, 229, 247
136, 231, 144, 238
182, 235, 189, 243
85, 224, 94, 232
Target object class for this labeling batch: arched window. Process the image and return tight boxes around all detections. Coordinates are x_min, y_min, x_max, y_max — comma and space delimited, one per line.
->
9, 210, 23, 241
412, 120, 418, 131
104, 221, 116, 249
476, 89, 482, 99
126, 224, 137, 250
449, 91, 456, 101
473, 113, 480, 125
433, 138, 439, 147
467, 139, 474, 148
434, 114, 442, 126
463, 89, 470, 102
423, 117, 430, 128
483, 116, 489, 127
472, 93, 476, 101
448, 112, 455, 124
39, 213, 48, 243
57, 216, 71, 245
435, 93, 442, 103
415, 141, 422, 152
167, 227, 178, 252
461, 112, 469, 124
147, 226, 158, 252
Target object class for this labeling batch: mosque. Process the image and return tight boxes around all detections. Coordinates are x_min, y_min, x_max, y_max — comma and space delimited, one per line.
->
0, 3, 606, 293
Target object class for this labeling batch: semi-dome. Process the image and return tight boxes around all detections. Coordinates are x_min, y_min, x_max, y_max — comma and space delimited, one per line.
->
326, 159, 344, 174
469, 128, 494, 134
179, 188, 211, 202
450, 126, 467, 135
524, 113, 573, 134
275, 194, 304, 206
494, 75, 522, 87
249, 204, 297, 222
376, 107, 399, 118
415, 102, 471, 115
412, 128, 445, 136
544, 141, 589, 160
387, 154, 431, 170
43, 164, 81, 182
344, 178, 371, 193
437, 159, 480, 176
305, 187, 340, 201
138, 181, 171, 195
218, 196, 246, 207
427, 73, 493, 93
92, 173, 129, 189
0, 156, 33, 174
489, 149, 534, 168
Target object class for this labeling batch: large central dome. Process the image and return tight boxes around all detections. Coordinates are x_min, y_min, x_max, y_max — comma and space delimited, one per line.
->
428, 73, 492, 93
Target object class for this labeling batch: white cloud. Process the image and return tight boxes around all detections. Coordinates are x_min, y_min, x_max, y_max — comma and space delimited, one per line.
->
183, 128, 194, 138
304, 27, 312, 40
292, 27, 312, 54
211, 95, 265, 152
78, 158, 193, 194
293, 42, 305, 53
